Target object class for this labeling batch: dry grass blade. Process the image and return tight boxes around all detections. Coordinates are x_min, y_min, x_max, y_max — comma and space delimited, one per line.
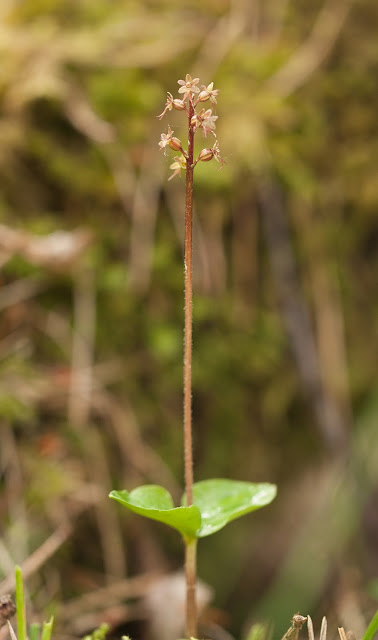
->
320, 617, 327, 640
338, 628, 348, 640
338, 628, 357, 640
307, 615, 328, 640
7, 621, 17, 640
307, 615, 315, 640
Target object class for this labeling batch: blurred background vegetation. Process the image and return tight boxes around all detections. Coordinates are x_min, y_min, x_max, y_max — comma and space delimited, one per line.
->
0, 1, 378, 639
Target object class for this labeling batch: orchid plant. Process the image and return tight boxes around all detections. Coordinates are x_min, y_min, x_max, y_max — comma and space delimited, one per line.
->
110, 75, 277, 638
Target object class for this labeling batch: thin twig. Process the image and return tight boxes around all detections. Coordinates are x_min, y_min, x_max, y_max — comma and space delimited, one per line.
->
0, 524, 72, 594
60, 572, 158, 620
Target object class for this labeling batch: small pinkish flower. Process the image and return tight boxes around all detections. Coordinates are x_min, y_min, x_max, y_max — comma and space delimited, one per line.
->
159, 125, 174, 149
177, 74, 200, 101
158, 126, 183, 152
157, 92, 187, 119
191, 108, 218, 137
211, 140, 226, 167
172, 98, 186, 111
169, 155, 186, 181
197, 82, 220, 105
157, 92, 175, 120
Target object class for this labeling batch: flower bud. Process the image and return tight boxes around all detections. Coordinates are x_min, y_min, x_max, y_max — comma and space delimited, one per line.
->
190, 115, 198, 128
197, 91, 209, 102
173, 99, 186, 111
198, 148, 214, 162
169, 136, 183, 152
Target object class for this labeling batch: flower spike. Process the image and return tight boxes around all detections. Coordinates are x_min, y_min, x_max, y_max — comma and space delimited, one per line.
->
157, 74, 224, 180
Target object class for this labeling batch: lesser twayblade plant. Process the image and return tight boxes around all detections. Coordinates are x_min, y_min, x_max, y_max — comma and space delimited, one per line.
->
110, 74, 277, 638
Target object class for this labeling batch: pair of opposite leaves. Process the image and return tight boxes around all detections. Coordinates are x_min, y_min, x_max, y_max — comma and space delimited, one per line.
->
110, 478, 276, 541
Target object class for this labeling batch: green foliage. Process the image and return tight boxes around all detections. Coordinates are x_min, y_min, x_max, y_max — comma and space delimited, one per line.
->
0, 394, 34, 422
0, 0, 377, 636
245, 622, 270, 640
110, 479, 276, 540
362, 610, 378, 640
15, 566, 27, 640
185, 479, 277, 537
41, 618, 54, 640
110, 485, 202, 540
82, 623, 110, 640
15, 567, 54, 640
29, 624, 42, 640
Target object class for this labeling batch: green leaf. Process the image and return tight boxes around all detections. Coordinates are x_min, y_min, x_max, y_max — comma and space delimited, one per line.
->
41, 617, 54, 640
186, 479, 277, 538
245, 621, 270, 640
109, 485, 202, 540
29, 623, 41, 640
362, 610, 378, 640
110, 480, 276, 541
83, 623, 110, 640
15, 565, 27, 640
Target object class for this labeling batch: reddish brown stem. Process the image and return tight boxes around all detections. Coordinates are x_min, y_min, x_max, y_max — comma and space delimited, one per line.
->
184, 99, 197, 638
184, 99, 194, 507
